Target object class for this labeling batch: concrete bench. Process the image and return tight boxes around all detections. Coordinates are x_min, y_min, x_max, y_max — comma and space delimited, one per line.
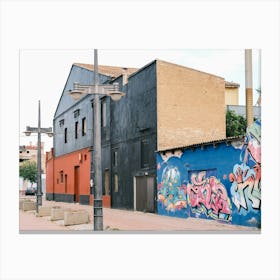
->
22, 201, 36, 211
50, 206, 72, 221
64, 210, 89, 226
19, 199, 32, 210
37, 206, 52, 217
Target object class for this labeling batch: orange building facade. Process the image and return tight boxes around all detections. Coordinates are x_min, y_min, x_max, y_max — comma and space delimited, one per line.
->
46, 148, 110, 207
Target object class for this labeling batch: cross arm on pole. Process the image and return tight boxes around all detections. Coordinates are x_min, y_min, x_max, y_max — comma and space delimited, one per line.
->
24, 126, 53, 136
68, 82, 125, 101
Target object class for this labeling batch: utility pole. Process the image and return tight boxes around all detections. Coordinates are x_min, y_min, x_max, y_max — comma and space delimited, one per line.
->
93, 49, 103, 231
24, 101, 53, 212
245, 49, 254, 126
68, 49, 125, 231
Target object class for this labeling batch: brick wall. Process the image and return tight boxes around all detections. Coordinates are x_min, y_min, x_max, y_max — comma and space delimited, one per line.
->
156, 60, 226, 151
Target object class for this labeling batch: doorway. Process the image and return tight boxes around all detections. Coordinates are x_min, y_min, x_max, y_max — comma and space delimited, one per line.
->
65, 174, 68, 193
104, 169, 110, 195
74, 166, 80, 203
134, 176, 155, 212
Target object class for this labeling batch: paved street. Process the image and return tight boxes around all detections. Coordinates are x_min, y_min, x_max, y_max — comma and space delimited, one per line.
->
19, 195, 260, 233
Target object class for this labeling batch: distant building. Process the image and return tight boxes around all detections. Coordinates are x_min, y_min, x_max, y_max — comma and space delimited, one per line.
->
225, 80, 261, 120
225, 81, 240, 105
46, 59, 228, 211
19, 142, 46, 193
19, 142, 46, 173
226, 104, 261, 120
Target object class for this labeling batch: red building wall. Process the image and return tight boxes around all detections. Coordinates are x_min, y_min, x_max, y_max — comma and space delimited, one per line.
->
54, 148, 90, 196
46, 148, 111, 207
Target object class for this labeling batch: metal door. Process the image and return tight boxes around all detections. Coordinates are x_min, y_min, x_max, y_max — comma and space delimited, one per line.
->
146, 177, 155, 212
135, 176, 155, 212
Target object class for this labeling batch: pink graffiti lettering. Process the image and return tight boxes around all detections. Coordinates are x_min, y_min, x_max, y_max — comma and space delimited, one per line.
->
187, 172, 231, 219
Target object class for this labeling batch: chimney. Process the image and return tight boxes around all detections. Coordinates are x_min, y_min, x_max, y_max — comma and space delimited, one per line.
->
122, 67, 128, 85
245, 49, 253, 126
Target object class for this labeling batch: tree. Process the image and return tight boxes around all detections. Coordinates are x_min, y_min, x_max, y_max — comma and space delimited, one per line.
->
226, 110, 247, 137
19, 161, 37, 184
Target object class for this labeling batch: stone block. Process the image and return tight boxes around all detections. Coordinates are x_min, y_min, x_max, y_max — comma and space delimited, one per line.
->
19, 199, 32, 210
37, 206, 52, 217
50, 207, 71, 221
22, 201, 36, 211
64, 210, 89, 226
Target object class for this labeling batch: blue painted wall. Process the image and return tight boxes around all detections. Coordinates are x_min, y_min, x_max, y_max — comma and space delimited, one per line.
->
157, 121, 261, 228
54, 65, 112, 157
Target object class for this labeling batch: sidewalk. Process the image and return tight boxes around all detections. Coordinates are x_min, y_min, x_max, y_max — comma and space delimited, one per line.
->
19, 196, 260, 233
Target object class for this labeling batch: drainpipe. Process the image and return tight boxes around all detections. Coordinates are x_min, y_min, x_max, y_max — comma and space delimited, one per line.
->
245, 49, 253, 126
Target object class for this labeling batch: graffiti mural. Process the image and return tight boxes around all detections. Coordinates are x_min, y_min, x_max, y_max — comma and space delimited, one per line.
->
230, 120, 261, 216
187, 171, 232, 221
156, 120, 261, 227
229, 163, 261, 211
158, 166, 187, 212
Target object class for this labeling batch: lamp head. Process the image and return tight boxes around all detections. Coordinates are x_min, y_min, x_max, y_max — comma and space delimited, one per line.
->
68, 82, 85, 100
107, 91, 125, 101
107, 82, 125, 101
24, 131, 31, 136
68, 89, 84, 100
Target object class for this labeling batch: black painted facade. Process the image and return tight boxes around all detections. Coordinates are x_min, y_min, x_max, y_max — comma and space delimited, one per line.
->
108, 62, 157, 209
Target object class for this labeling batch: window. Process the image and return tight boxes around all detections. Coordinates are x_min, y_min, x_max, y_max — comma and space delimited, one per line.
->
141, 140, 149, 168
64, 128, 68, 143
113, 150, 118, 167
114, 174, 118, 192
75, 121, 78, 139
59, 119, 64, 127
82, 117, 86, 136
60, 171, 64, 183
74, 109, 80, 118
101, 99, 107, 127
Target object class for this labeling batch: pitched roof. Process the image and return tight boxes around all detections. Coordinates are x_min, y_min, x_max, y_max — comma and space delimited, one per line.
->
157, 136, 244, 153
73, 63, 138, 78
74, 62, 239, 88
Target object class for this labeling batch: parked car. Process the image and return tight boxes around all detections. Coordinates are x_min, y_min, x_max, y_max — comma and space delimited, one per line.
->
25, 186, 37, 195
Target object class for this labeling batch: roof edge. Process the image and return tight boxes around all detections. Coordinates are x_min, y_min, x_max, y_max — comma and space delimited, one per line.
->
156, 59, 225, 80
156, 135, 245, 153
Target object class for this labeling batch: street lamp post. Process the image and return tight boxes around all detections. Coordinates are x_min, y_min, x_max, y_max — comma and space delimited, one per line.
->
24, 100, 53, 213
68, 49, 125, 231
